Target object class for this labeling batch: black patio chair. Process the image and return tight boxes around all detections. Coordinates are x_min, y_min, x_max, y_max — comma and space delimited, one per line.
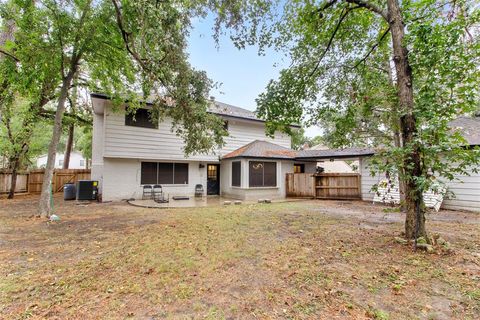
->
142, 185, 153, 200
153, 184, 163, 201
195, 184, 204, 197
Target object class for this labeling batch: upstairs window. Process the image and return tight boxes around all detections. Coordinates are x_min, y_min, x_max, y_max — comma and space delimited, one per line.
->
125, 107, 158, 129
232, 161, 241, 187
249, 161, 276, 187
141, 162, 189, 185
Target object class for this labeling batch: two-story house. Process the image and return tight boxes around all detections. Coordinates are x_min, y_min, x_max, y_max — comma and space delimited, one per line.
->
91, 93, 317, 202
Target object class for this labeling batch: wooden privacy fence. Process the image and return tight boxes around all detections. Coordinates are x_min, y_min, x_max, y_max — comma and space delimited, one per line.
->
286, 173, 315, 197
28, 169, 91, 193
286, 173, 361, 200
0, 171, 29, 194
0, 169, 91, 194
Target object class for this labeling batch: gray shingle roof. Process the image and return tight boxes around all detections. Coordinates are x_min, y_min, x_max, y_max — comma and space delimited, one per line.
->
208, 101, 261, 121
222, 141, 375, 160
295, 147, 376, 159
222, 140, 297, 159
91, 92, 266, 123
449, 116, 480, 146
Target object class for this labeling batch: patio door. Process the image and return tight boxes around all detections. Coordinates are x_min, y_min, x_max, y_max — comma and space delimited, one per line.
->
207, 164, 220, 195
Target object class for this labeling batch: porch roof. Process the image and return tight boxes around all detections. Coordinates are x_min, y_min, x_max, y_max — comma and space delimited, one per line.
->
295, 147, 376, 160
222, 140, 297, 160
221, 141, 376, 161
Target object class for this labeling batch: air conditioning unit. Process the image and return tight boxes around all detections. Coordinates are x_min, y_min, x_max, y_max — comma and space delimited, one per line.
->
76, 180, 98, 201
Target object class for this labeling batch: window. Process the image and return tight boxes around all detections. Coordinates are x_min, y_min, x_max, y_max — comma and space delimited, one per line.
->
232, 161, 241, 187
125, 107, 158, 129
141, 162, 158, 184
174, 163, 189, 185
207, 165, 218, 181
80, 160, 85, 167
294, 164, 305, 173
141, 162, 189, 185
249, 161, 277, 187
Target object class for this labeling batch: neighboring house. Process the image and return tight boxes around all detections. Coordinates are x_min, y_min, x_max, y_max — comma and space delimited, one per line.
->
359, 116, 480, 212
307, 144, 359, 173
36, 151, 88, 169
91, 93, 317, 201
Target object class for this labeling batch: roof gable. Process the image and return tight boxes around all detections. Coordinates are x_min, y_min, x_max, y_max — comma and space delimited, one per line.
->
222, 140, 297, 159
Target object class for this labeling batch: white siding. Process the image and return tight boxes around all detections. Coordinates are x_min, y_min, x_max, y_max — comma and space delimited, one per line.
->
360, 158, 385, 201
91, 112, 105, 190
102, 104, 291, 161
442, 167, 480, 212
36, 152, 87, 169
360, 158, 480, 212
101, 158, 208, 202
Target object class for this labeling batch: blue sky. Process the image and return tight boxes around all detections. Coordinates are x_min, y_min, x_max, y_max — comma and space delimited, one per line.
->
187, 16, 321, 138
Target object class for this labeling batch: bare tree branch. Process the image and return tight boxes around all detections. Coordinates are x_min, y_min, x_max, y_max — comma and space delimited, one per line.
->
308, 7, 351, 78
352, 26, 390, 69
111, 0, 147, 70
0, 48, 19, 62
345, 0, 388, 21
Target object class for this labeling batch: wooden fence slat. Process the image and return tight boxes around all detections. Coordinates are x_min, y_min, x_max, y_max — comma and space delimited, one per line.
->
287, 172, 361, 200
314, 173, 361, 200
0, 171, 29, 194
0, 169, 91, 195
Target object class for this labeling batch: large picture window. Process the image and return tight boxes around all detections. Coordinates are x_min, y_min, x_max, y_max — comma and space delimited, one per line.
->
232, 161, 241, 187
249, 161, 277, 187
125, 108, 158, 129
141, 162, 189, 185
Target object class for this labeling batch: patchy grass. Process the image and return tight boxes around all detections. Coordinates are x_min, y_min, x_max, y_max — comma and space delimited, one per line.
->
0, 196, 479, 319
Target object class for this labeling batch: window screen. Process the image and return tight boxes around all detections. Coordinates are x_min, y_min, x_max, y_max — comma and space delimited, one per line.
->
141, 162, 158, 184
141, 162, 188, 185
249, 161, 276, 187
263, 162, 277, 187
125, 108, 158, 129
158, 163, 174, 184
232, 161, 241, 187
174, 163, 189, 184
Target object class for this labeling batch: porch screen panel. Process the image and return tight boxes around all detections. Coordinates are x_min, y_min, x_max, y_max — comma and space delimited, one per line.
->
141, 162, 158, 184
158, 163, 174, 184
232, 161, 241, 187
174, 163, 189, 184
263, 162, 277, 187
249, 161, 264, 187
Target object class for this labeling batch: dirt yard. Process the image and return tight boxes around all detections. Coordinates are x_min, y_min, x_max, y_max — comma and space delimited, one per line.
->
0, 196, 479, 319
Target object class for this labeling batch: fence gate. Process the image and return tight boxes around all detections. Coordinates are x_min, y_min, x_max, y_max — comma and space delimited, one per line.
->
286, 173, 361, 200
28, 169, 91, 194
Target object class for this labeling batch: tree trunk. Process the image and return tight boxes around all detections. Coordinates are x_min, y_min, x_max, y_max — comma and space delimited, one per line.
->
63, 124, 74, 169
38, 71, 76, 217
387, 0, 426, 240
8, 162, 18, 199
386, 60, 407, 211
